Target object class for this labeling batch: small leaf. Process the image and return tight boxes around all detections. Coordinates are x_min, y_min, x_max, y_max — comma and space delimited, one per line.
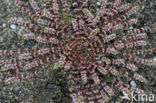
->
104, 76, 112, 83
53, 65, 58, 70
59, 65, 64, 69
55, 80, 60, 85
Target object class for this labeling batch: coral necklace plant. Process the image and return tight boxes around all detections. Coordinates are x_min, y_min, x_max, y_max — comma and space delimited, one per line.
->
0, 0, 156, 102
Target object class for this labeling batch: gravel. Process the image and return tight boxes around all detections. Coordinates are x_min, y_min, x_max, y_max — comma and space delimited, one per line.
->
10, 24, 17, 30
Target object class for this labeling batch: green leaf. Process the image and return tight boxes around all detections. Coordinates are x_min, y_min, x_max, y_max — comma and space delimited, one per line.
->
104, 76, 113, 83
56, 80, 60, 85
53, 64, 58, 70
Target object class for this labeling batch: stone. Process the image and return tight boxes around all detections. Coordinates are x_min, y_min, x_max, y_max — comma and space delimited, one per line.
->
97, 2, 100, 6
0, 36, 4, 42
130, 81, 137, 88
2, 23, 6, 27
153, 57, 156, 61
10, 24, 16, 30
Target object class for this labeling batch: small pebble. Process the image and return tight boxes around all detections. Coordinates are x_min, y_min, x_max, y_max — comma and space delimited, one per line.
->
0, 36, 4, 42
96, 8, 100, 12
98, 61, 102, 64
3, 87, 7, 91
97, 2, 100, 6
71, 35, 75, 39
117, 76, 120, 81
15, 86, 20, 91
10, 24, 17, 30
130, 81, 137, 88
129, 26, 133, 29
19, 26, 24, 33
153, 57, 156, 61
2, 23, 6, 27
115, 101, 120, 103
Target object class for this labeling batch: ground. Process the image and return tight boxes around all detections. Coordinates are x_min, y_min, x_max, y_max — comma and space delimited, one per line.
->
0, 0, 155, 103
